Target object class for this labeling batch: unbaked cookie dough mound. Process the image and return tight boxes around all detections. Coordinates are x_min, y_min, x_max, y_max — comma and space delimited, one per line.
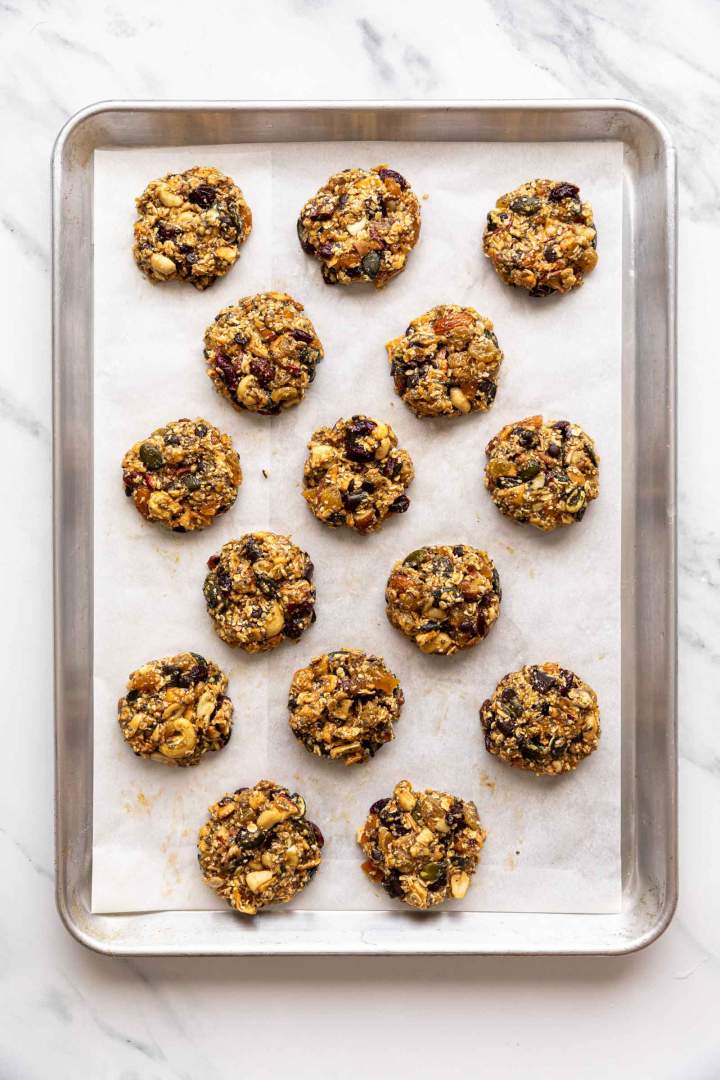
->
198, 781, 323, 914
385, 544, 501, 655
483, 178, 597, 296
480, 662, 600, 775
484, 415, 599, 530
117, 652, 233, 767
297, 165, 421, 288
121, 417, 242, 533
302, 416, 414, 533
386, 305, 504, 418
288, 649, 404, 765
133, 165, 252, 290
204, 292, 324, 415
203, 532, 316, 652
358, 780, 486, 909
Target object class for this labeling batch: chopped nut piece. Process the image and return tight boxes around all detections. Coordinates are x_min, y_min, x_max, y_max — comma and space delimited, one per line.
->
203, 531, 316, 653
288, 648, 404, 765
480, 662, 601, 774
357, 780, 486, 909
133, 165, 252, 290
117, 652, 233, 767
198, 781, 323, 914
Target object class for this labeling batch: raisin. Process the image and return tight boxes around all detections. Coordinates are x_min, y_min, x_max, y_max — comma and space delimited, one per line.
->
233, 333, 249, 346
164, 433, 181, 446
544, 244, 558, 262
342, 489, 368, 512
207, 554, 220, 570
156, 223, 180, 241
296, 219, 315, 254
389, 494, 410, 514
477, 378, 497, 403
242, 538, 262, 563
188, 184, 216, 208
370, 798, 390, 816
514, 427, 537, 449
291, 328, 313, 344
194, 424, 208, 437
530, 667, 557, 694
317, 242, 335, 260
216, 569, 232, 594
546, 443, 561, 459
125, 689, 140, 704
382, 872, 405, 899
548, 182, 580, 202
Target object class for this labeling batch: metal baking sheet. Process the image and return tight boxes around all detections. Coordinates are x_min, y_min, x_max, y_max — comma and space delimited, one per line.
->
53, 100, 676, 955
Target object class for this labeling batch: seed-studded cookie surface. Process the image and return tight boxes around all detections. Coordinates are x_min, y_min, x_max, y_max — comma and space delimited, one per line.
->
385, 544, 501, 655
204, 292, 324, 415
132, 166, 252, 290
358, 780, 486, 909
288, 649, 404, 765
203, 532, 316, 652
198, 781, 323, 914
121, 417, 242, 533
297, 165, 421, 288
485, 415, 599, 530
483, 178, 597, 296
480, 662, 601, 775
117, 652, 233, 767
303, 416, 414, 533
386, 305, 504, 418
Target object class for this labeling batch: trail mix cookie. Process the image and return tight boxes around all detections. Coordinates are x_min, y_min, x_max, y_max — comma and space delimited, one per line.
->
485, 415, 599, 530
358, 780, 486, 909
133, 166, 252, 290
385, 544, 501, 655
303, 416, 414, 533
297, 165, 421, 288
117, 652, 233, 767
203, 532, 316, 652
204, 292, 323, 415
480, 662, 601, 775
121, 418, 241, 533
198, 781, 323, 914
386, 305, 503, 418
288, 649, 404, 765
483, 178, 597, 296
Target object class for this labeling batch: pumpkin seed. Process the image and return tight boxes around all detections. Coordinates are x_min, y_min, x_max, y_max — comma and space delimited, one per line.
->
139, 442, 163, 470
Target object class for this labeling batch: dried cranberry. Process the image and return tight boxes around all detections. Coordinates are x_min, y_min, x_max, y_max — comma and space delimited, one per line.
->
207, 554, 220, 570
249, 357, 275, 387
296, 219, 315, 254
389, 494, 410, 514
553, 420, 571, 438
214, 352, 239, 393
377, 167, 408, 190
380, 456, 401, 480
291, 328, 313, 344
188, 184, 216, 208
317, 242, 334, 260
548, 182, 580, 202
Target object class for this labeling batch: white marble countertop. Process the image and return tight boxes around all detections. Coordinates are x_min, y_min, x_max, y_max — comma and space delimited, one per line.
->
2, 0, 718, 1075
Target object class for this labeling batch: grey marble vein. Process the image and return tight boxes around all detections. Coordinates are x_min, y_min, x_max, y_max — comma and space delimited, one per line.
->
357, 18, 396, 83
0, 391, 50, 444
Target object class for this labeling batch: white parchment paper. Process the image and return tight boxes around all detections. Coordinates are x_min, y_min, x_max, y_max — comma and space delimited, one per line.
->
92, 140, 623, 914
